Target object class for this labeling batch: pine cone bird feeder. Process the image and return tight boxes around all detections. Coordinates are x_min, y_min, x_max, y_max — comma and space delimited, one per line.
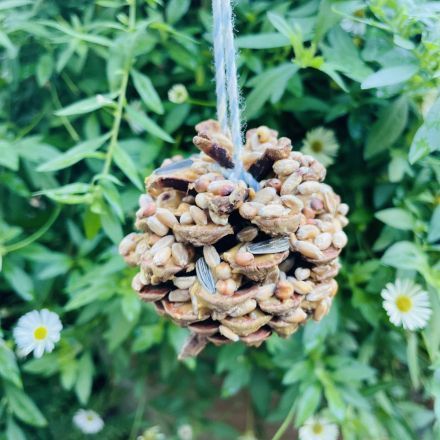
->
119, 120, 349, 358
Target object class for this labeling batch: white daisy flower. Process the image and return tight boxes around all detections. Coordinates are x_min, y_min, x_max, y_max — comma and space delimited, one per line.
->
13, 309, 62, 358
299, 416, 339, 440
168, 84, 188, 104
73, 409, 104, 434
381, 279, 432, 330
178, 424, 193, 440
137, 426, 165, 440
340, 9, 366, 36
301, 127, 339, 166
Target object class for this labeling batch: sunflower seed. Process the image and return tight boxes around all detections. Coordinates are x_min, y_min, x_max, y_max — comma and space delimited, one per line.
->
219, 325, 240, 342
306, 283, 333, 301
247, 237, 290, 254
147, 216, 169, 236
153, 247, 171, 266
338, 203, 349, 216
203, 245, 220, 268
216, 279, 237, 296
313, 300, 329, 321
209, 210, 229, 225
156, 208, 178, 228
235, 251, 255, 266
190, 206, 208, 226
214, 262, 232, 280
280, 173, 302, 195
173, 276, 196, 289
273, 159, 300, 176
196, 257, 216, 294
154, 158, 193, 175
280, 195, 304, 212
294, 267, 310, 281
258, 204, 287, 218
293, 240, 323, 259
314, 232, 332, 250
296, 225, 320, 240
195, 193, 210, 210
253, 187, 277, 204
179, 211, 194, 225
237, 226, 259, 242
228, 299, 257, 317
333, 230, 348, 248
150, 235, 175, 255
169, 289, 191, 302
298, 181, 322, 195
171, 243, 189, 266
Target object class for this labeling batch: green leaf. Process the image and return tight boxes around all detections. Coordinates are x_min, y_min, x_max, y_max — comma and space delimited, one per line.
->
365, 97, 409, 159
4, 382, 47, 427
55, 93, 117, 117
222, 361, 251, 398
244, 64, 298, 119
428, 205, 440, 243
295, 384, 321, 426
75, 351, 94, 404
2, 259, 34, 301
0, 342, 21, 387
132, 324, 164, 352
314, 0, 340, 43
36, 183, 92, 204
381, 241, 427, 271
125, 104, 173, 143
121, 292, 141, 322
361, 64, 418, 89
0, 141, 19, 170
65, 284, 112, 311
407, 332, 420, 390
375, 208, 414, 230
409, 97, 440, 163
36, 54, 53, 86
131, 70, 164, 115
6, 416, 27, 440
236, 33, 290, 49
100, 201, 123, 244
0, 0, 32, 10
267, 12, 295, 40
113, 142, 143, 190
166, 0, 191, 24
37, 133, 110, 172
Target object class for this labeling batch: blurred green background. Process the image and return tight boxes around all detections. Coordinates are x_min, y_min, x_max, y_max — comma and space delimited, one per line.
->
0, 0, 439, 439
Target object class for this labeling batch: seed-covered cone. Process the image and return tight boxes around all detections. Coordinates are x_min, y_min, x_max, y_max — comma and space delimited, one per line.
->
120, 120, 349, 357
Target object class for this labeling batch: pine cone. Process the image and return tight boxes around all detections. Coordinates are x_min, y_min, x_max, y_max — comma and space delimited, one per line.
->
119, 120, 349, 358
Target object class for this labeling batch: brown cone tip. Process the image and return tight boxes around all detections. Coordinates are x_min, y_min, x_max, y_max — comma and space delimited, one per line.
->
120, 120, 349, 357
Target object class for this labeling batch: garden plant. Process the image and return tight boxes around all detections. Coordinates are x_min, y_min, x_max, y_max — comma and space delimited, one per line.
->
0, 0, 439, 439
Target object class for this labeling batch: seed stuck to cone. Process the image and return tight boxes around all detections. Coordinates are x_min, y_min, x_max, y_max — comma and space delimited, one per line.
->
120, 119, 348, 358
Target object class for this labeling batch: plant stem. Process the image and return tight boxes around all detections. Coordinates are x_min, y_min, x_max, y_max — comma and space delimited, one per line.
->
101, 0, 136, 176
271, 401, 296, 440
2, 206, 61, 255
102, 64, 130, 175
50, 85, 80, 142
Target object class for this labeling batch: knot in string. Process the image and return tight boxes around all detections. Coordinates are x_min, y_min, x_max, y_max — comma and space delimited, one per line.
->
212, 0, 259, 190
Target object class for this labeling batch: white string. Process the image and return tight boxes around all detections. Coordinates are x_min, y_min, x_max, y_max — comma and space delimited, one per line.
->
212, 0, 228, 133
212, 0, 259, 189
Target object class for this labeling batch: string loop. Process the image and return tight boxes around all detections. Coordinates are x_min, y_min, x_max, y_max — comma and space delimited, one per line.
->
212, 0, 259, 190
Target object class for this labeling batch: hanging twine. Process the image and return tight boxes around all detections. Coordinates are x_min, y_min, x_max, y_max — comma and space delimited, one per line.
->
212, 0, 259, 190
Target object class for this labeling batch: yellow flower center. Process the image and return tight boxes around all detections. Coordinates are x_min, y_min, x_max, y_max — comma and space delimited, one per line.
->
396, 295, 413, 313
354, 9, 365, 18
34, 326, 48, 340
86, 414, 94, 422
311, 141, 323, 153
312, 423, 324, 434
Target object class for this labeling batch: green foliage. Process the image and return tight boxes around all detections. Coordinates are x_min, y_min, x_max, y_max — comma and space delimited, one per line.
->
0, 0, 439, 438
